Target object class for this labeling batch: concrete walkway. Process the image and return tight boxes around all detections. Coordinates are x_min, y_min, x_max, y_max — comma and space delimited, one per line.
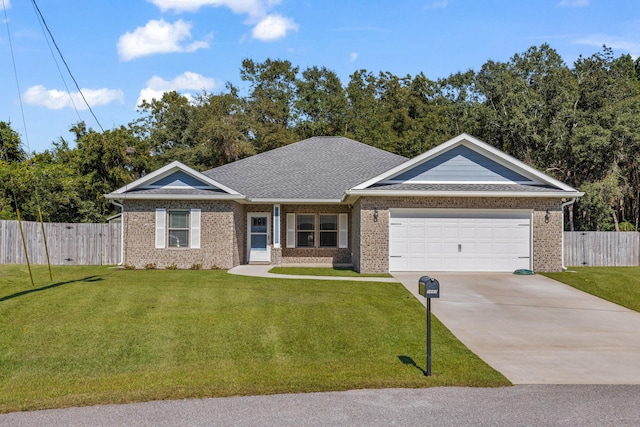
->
393, 272, 640, 384
228, 264, 398, 282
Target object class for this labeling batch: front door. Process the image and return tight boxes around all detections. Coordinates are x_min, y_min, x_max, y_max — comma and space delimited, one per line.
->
248, 213, 271, 263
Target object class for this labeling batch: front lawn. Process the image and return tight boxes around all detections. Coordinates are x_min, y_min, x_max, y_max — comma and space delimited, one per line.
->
0, 265, 508, 413
542, 266, 640, 312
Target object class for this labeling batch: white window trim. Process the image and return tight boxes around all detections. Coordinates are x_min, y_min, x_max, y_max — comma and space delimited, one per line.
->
296, 213, 316, 248
155, 208, 201, 249
285, 212, 348, 249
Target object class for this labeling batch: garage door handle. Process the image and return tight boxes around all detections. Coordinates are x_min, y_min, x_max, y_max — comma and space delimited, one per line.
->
390, 255, 402, 258
518, 256, 530, 259
458, 244, 462, 252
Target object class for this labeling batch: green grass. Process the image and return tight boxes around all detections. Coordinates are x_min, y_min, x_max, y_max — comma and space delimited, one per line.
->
0, 265, 508, 413
268, 266, 393, 277
542, 266, 640, 312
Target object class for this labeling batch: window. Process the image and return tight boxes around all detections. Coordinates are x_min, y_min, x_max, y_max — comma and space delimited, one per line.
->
168, 211, 189, 248
155, 208, 201, 249
286, 213, 347, 249
319, 215, 338, 247
297, 214, 315, 247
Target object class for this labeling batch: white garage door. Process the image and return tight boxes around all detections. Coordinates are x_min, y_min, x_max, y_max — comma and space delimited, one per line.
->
389, 210, 531, 272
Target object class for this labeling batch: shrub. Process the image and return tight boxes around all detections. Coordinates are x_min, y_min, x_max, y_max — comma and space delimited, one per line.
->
166, 263, 178, 270
123, 264, 136, 270
144, 263, 157, 270
190, 263, 202, 270
619, 221, 636, 231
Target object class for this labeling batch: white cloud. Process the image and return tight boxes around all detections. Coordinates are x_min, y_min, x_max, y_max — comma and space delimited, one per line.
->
424, 1, 448, 9
137, 71, 217, 106
574, 34, 640, 58
117, 19, 209, 61
23, 85, 124, 110
558, 0, 588, 7
149, 0, 277, 18
3, 0, 11, 9
252, 14, 298, 41
148, 0, 297, 42
349, 52, 358, 62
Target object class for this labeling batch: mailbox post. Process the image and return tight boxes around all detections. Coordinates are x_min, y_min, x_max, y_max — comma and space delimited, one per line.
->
418, 276, 440, 376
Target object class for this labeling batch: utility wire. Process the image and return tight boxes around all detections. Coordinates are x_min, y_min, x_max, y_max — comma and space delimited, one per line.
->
30, 0, 105, 132
3, 0, 31, 152
30, 1, 83, 123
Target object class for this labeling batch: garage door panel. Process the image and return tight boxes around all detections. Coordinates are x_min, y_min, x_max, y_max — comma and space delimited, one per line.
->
389, 210, 531, 272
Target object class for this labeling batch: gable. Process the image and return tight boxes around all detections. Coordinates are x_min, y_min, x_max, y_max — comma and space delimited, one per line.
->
386, 145, 535, 184
105, 161, 244, 200
348, 133, 583, 199
146, 170, 214, 189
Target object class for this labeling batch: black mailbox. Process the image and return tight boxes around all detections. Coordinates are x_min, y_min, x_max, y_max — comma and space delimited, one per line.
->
419, 276, 440, 298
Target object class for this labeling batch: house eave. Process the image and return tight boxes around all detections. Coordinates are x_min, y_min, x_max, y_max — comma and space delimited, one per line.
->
104, 193, 247, 201
246, 198, 346, 204
344, 190, 585, 198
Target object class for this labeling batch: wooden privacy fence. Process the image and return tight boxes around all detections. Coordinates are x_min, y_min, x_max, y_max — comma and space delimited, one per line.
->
0, 220, 121, 265
564, 231, 640, 267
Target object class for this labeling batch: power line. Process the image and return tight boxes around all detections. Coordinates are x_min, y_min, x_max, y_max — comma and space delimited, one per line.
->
30, 0, 105, 132
3, 0, 32, 152
30, 1, 83, 123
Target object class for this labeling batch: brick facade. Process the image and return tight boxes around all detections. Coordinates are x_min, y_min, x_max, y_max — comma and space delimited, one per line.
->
123, 200, 239, 270
122, 197, 564, 273
355, 196, 563, 274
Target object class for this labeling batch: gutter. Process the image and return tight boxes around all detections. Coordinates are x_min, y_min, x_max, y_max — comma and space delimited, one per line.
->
344, 190, 585, 198
109, 200, 125, 266
561, 198, 578, 271
104, 194, 246, 201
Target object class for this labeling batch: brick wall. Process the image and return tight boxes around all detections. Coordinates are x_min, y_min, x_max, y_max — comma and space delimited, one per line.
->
355, 196, 563, 274
122, 200, 238, 269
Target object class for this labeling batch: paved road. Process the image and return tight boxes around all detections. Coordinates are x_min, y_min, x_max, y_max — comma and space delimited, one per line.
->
2, 385, 640, 426
393, 272, 640, 384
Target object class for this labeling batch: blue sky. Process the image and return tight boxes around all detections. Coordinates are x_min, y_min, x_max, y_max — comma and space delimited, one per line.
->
1, 0, 639, 153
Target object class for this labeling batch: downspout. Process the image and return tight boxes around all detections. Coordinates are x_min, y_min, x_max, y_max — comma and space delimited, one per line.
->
110, 200, 124, 266
561, 198, 577, 270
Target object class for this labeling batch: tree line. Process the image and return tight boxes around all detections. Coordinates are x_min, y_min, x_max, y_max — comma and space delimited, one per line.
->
1, 44, 639, 231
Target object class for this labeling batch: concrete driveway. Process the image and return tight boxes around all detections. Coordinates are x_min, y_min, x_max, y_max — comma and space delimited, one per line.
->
393, 272, 640, 384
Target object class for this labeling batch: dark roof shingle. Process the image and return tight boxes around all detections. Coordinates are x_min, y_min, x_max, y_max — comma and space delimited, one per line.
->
203, 136, 408, 200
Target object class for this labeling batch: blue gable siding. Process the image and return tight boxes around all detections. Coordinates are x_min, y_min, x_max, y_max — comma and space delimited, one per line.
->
150, 171, 210, 188
389, 145, 532, 183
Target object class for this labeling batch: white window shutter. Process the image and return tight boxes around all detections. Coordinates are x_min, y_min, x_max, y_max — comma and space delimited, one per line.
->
155, 208, 166, 248
338, 213, 348, 248
286, 213, 296, 248
190, 209, 201, 249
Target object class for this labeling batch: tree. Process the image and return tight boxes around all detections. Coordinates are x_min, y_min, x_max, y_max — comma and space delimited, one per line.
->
188, 88, 255, 168
133, 91, 196, 165
240, 58, 299, 152
0, 121, 26, 163
294, 66, 349, 138
72, 123, 152, 220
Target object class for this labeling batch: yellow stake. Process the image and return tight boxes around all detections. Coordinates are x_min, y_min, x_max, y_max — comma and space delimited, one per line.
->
17, 209, 35, 287
38, 207, 53, 281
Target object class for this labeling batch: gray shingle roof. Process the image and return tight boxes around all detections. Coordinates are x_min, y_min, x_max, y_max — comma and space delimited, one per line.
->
203, 136, 408, 200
